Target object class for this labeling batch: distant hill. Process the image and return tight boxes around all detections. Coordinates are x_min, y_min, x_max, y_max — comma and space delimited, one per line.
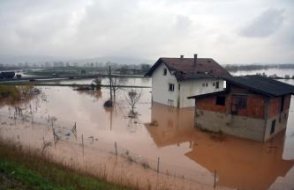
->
72, 56, 153, 65
0, 55, 153, 65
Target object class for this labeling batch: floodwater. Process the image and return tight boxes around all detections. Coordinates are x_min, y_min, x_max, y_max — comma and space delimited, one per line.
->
0, 76, 294, 190
231, 68, 294, 77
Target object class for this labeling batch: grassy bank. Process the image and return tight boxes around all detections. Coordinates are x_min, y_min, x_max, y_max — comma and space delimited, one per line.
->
0, 140, 131, 190
0, 84, 35, 105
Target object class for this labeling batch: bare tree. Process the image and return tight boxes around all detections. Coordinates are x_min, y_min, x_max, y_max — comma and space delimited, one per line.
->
111, 77, 120, 100
104, 66, 114, 107
126, 89, 142, 118
108, 66, 113, 101
104, 66, 122, 107
92, 78, 102, 90
108, 66, 121, 100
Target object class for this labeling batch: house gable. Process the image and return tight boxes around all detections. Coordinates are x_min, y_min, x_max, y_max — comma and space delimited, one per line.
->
151, 63, 179, 107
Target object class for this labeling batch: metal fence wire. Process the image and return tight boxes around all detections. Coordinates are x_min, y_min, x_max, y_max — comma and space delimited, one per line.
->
0, 110, 217, 188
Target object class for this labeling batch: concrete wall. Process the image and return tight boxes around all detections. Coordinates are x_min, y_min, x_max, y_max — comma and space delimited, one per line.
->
179, 79, 224, 108
151, 64, 178, 107
264, 110, 289, 141
195, 109, 265, 141
263, 95, 291, 141
194, 87, 292, 141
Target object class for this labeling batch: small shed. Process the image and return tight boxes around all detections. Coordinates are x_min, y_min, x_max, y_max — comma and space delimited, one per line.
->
188, 75, 294, 142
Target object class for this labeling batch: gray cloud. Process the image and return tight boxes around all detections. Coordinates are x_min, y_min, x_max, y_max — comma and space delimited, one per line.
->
0, 0, 293, 64
240, 8, 285, 38
174, 15, 192, 33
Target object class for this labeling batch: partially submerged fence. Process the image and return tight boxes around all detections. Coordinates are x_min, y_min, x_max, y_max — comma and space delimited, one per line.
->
0, 108, 219, 189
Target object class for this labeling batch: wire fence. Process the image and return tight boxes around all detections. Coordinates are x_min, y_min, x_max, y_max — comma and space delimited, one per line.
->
0, 107, 218, 188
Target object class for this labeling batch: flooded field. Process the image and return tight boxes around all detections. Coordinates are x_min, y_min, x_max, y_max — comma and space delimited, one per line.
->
0, 77, 294, 190
231, 68, 294, 77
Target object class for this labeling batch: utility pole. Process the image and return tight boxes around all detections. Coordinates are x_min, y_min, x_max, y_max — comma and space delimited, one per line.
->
108, 66, 113, 101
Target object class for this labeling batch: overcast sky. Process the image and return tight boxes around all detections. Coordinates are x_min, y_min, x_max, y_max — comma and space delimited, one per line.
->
0, 0, 293, 64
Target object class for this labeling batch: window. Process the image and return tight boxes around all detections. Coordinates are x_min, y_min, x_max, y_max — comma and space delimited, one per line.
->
280, 96, 285, 113
216, 96, 225, 106
163, 68, 167, 76
215, 81, 219, 89
231, 95, 247, 114
270, 120, 276, 135
233, 95, 247, 109
169, 83, 175, 92
223, 81, 227, 88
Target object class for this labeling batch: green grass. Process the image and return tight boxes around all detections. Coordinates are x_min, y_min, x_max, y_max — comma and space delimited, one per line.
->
0, 85, 20, 100
0, 141, 132, 190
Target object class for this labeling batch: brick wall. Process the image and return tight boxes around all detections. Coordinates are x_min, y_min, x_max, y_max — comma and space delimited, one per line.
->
196, 86, 265, 119
268, 95, 291, 118
269, 97, 281, 118
236, 94, 264, 118
284, 95, 291, 110
196, 96, 227, 113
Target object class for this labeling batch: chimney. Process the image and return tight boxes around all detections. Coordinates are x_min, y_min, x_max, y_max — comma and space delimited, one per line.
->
193, 54, 197, 66
180, 55, 184, 59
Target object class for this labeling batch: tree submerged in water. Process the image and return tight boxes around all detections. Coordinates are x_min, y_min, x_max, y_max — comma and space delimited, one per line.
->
126, 89, 142, 118
104, 66, 121, 108
104, 99, 113, 108
92, 78, 102, 90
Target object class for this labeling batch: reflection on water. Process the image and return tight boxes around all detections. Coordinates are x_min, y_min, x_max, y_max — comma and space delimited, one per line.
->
75, 88, 102, 99
146, 103, 195, 148
147, 100, 294, 189
0, 77, 294, 189
186, 133, 294, 190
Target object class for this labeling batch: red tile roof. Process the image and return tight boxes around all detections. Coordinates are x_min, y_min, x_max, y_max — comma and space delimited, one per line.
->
145, 57, 231, 81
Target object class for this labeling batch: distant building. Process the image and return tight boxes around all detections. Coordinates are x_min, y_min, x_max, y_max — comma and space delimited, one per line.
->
189, 75, 294, 142
145, 54, 231, 108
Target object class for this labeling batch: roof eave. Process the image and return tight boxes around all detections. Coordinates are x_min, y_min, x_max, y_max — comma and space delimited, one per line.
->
188, 90, 226, 99
144, 58, 162, 77
145, 58, 178, 77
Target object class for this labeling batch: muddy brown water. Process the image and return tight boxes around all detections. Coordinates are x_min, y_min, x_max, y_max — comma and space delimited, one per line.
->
0, 78, 293, 190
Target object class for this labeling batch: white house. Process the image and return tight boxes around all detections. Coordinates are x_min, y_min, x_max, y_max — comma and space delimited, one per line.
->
145, 54, 231, 108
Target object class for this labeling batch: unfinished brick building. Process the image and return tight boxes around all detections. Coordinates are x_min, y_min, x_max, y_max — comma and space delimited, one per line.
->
189, 75, 294, 142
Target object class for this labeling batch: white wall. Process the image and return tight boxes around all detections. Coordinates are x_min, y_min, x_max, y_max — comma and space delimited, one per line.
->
152, 64, 179, 107
151, 63, 225, 108
179, 79, 225, 108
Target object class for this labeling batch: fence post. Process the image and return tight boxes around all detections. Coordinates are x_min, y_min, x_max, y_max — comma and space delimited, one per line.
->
82, 134, 84, 157
114, 142, 118, 156
157, 157, 160, 174
213, 170, 217, 189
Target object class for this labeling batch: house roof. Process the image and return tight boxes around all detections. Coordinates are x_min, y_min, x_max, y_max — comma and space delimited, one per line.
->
189, 75, 294, 98
145, 57, 231, 81
224, 75, 294, 97
188, 91, 227, 99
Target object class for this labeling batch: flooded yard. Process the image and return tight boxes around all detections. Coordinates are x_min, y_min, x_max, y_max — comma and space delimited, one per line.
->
0, 77, 294, 190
